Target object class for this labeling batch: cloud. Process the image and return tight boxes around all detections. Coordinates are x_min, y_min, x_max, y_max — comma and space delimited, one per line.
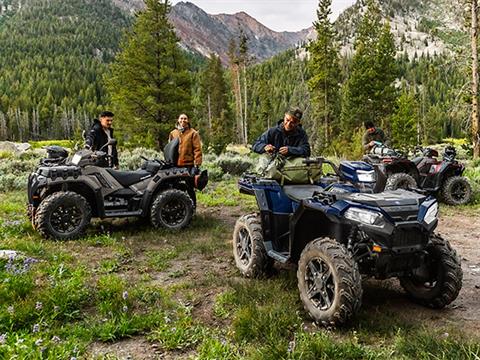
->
171, 0, 356, 32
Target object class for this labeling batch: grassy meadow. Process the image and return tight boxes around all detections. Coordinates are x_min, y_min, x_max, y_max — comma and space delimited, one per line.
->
0, 143, 479, 359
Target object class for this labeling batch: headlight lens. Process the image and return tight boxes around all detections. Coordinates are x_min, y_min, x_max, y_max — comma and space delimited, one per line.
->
356, 170, 376, 183
345, 208, 384, 227
423, 202, 438, 224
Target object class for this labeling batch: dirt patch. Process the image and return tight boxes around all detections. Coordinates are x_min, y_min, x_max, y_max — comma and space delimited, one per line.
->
88, 337, 195, 359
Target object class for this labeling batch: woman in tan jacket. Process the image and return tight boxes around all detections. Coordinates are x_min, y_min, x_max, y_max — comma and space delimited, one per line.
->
168, 113, 202, 168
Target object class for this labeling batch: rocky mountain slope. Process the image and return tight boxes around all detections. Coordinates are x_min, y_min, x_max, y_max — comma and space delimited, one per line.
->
111, 0, 466, 63
335, 0, 466, 58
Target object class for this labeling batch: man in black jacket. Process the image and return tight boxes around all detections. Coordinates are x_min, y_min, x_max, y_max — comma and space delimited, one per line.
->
85, 111, 119, 168
252, 108, 311, 157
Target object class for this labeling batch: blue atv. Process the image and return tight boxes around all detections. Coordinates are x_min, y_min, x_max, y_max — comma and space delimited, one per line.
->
233, 159, 462, 326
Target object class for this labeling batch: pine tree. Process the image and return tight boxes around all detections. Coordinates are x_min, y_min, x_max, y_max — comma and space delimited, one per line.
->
391, 89, 418, 152
105, 0, 191, 148
200, 54, 232, 154
307, 0, 341, 153
341, 0, 398, 138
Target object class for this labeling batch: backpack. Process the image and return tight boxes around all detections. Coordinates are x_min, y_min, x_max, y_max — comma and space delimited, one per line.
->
259, 154, 323, 185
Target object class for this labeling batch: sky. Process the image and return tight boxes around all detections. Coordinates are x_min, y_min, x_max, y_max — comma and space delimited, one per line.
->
171, 0, 357, 32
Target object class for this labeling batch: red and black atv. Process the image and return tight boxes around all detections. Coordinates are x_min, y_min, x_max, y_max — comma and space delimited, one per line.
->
410, 146, 472, 205
364, 143, 472, 205
363, 143, 419, 192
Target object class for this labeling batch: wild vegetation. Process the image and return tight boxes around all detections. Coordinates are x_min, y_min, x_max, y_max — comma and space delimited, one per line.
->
0, 0, 477, 159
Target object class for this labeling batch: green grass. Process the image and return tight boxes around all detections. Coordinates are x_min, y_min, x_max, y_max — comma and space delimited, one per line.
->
1, 185, 480, 359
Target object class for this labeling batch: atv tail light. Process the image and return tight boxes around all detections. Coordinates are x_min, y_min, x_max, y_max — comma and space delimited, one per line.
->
423, 203, 438, 225
345, 208, 385, 227
372, 245, 382, 252
429, 164, 442, 174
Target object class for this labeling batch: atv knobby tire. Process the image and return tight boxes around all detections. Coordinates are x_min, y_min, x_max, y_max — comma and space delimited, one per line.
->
232, 213, 273, 277
150, 189, 194, 230
297, 237, 362, 326
385, 173, 417, 191
441, 176, 472, 206
35, 191, 91, 240
400, 233, 462, 308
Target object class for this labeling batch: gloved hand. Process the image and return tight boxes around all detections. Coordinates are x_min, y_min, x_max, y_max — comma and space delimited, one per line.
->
191, 165, 200, 175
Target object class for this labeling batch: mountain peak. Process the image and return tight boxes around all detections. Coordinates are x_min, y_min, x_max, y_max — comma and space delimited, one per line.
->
169, 2, 307, 64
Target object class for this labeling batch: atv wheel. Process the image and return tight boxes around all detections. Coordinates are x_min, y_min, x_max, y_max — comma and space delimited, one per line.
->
400, 233, 462, 309
35, 191, 91, 240
150, 189, 194, 230
441, 176, 472, 205
232, 213, 273, 277
297, 237, 362, 326
384, 173, 417, 191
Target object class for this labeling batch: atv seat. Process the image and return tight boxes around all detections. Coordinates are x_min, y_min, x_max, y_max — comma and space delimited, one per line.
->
283, 185, 324, 202
411, 156, 423, 166
106, 169, 153, 187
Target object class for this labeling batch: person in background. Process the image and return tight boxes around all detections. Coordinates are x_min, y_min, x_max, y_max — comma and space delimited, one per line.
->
85, 111, 119, 168
362, 121, 388, 153
168, 113, 202, 171
252, 107, 310, 157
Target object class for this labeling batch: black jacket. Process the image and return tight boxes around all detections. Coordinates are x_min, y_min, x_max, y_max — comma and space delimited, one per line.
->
85, 119, 119, 167
252, 120, 311, 157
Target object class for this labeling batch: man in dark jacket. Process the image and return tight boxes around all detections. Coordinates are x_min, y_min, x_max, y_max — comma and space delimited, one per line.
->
85, 111, 119, 168
252, 108, 311, 157
362, 121, 388, 153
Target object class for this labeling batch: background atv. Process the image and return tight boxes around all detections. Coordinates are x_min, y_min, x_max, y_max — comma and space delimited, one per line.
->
233, 171, 462, 326
27, 140, 208, 240
363, 143, 419, 192
410, 146, 472, 205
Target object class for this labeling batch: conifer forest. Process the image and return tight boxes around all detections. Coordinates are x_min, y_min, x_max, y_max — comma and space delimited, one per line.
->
0, 0, 478, 158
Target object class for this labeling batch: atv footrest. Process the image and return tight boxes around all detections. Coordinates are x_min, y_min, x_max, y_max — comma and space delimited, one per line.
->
104, 210, 143, 218
267, 250, 289, 263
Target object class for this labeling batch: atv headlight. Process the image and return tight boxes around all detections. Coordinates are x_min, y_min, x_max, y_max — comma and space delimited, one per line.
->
356, 170, 376, 183
423, 202, 438, 225
345, 208, 384, 227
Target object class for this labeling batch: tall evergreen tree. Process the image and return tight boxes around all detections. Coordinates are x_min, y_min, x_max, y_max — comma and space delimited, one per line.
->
199, 54, 232, 154
391, 89, 418, 151
341, 0, 398, 138
307, 0, 341, 153
106, 0, 191, 147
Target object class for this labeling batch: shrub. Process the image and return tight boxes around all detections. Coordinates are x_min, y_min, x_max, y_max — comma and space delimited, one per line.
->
29, 140, 75, 149
215, 153, 254, 175
119, 147, 164, 170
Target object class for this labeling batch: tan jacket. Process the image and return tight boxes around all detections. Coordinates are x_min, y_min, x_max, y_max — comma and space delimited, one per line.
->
168, 127, 202, 166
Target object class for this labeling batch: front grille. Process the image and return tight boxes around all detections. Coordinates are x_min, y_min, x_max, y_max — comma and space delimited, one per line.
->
391, 228, 427, 248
